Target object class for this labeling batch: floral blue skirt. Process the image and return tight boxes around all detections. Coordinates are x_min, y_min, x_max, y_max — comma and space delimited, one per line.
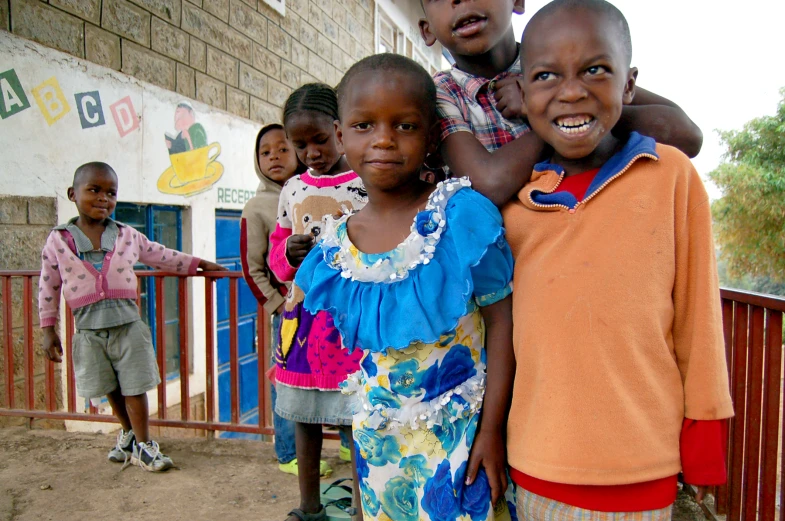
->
345, 312, 518, 521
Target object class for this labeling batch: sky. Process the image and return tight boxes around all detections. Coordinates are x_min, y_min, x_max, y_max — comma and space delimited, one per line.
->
510, 0, 785, 197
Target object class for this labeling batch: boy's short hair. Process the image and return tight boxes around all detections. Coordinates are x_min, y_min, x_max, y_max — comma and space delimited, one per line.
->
522, 0, 632, 66
336, 53, 437, 124
73, 162, 116, 188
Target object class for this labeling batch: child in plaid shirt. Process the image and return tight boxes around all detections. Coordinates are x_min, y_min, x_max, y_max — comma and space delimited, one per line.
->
418, 0, 704, 206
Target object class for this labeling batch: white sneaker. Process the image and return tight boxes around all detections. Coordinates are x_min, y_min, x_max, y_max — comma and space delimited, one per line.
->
107, 429, 135, 464
130, 440, 174, 472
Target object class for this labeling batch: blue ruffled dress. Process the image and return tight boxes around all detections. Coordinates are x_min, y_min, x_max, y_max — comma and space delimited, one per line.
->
296, 178, 516, 521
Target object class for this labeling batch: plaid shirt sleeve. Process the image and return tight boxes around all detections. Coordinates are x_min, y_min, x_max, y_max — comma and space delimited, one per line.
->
435, 72, 473, 142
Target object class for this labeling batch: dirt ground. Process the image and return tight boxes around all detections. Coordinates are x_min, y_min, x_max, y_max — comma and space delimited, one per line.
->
0, 427, 707, 521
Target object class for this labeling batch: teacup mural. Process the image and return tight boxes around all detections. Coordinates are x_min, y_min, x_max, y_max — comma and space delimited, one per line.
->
158, 101, 224, 195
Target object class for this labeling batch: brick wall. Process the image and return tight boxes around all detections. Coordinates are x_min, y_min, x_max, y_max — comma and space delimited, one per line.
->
0, 196, 64, 424
0, 0, 375, 123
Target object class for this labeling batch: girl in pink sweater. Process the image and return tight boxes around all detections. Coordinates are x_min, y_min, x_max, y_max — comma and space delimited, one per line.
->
40, 162, 224, 472
268, 84, 367, 521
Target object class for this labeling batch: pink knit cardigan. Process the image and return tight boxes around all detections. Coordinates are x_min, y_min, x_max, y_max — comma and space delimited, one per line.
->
39, 223, 200, 327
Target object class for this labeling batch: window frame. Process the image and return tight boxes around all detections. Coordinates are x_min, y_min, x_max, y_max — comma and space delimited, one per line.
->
375, 2, 443, 74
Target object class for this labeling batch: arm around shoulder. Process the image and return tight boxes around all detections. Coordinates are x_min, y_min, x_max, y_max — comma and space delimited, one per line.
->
617, 87, 703, 158
440, 131, 545, 206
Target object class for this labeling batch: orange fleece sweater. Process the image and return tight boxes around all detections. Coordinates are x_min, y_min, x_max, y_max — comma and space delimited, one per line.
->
501, 133, 734, 486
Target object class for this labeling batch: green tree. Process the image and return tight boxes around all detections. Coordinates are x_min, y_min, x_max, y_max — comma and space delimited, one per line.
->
708, 88, 785, 287
717, 257, 785, 296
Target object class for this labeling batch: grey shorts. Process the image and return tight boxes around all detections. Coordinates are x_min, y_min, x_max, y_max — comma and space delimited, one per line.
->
274, 383, 355, 426
72, 320, 161, 399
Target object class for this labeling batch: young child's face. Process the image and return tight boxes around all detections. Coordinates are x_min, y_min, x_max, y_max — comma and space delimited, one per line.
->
258, 128, 299, 185
420, 0, 523, 58
337, 71, 434, 192
285, 112, 342, 177
520, 8, 636, 164
67, 167, 118, 221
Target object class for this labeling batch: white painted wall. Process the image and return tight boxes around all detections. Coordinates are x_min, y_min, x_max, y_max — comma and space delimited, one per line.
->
0, 33, 267, 431
376, 0, 444, 72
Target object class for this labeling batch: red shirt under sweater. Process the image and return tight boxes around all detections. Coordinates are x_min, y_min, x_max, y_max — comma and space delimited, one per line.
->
509, 168, 728, 512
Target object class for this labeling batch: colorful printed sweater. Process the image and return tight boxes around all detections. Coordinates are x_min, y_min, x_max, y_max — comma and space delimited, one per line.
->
39, 222, 199, 327
501, 133, 734, 486
268, 170, 367, 391
269, 170, 367, 282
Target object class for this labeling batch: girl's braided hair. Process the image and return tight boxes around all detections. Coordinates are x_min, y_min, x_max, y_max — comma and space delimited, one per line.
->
283, 83, 339, 125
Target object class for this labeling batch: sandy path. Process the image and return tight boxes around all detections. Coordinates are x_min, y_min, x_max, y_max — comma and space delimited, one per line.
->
0, 427, 706, 520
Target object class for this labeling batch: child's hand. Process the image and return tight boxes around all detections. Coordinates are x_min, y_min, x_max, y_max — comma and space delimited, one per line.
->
285, 234, 315, 267
493, 76, 526, 120
42, 327, 63, 363
465, 428, 508, 506
198, 260, 228, 272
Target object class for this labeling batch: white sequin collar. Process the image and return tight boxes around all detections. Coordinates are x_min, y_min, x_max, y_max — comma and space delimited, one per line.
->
320, 177, 472, 284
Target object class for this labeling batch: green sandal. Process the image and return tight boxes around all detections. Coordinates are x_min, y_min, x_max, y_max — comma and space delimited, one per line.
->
321, 478, 355, 521
338, 445, 351, 462
325, 498, 356, 518
278, 459, 334, 478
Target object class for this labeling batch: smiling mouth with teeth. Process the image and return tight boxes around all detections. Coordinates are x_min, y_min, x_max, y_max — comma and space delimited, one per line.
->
453, 15, 487, 31
554, 116, 595, 135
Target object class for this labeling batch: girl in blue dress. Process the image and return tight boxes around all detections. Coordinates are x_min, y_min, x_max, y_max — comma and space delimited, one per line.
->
294, 54, 517, 521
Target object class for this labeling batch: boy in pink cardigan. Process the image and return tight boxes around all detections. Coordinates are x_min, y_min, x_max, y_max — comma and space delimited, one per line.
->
40, 162, 225, 472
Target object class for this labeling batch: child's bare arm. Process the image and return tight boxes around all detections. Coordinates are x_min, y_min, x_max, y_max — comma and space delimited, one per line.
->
197, 259, 227, 272
465, 295, 515, 506
440, 131, 545, 206
615, 86, 703, 158
41, 327, 63, 363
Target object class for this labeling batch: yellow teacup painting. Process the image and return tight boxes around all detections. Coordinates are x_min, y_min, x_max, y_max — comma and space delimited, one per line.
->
157, 143, 224, 195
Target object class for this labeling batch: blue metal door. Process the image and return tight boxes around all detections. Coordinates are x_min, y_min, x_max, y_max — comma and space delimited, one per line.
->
215, 210, 261, 438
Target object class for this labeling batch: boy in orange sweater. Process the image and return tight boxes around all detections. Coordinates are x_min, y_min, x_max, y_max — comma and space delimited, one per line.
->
502, 0, 733, 517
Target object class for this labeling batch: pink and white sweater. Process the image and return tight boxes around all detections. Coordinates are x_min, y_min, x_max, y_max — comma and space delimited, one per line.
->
39, 223, 200, 327
269, 170, 367, 281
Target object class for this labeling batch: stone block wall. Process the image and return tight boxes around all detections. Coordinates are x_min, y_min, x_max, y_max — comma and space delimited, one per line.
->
0, 196, 64, 423
0, 0, 375, 123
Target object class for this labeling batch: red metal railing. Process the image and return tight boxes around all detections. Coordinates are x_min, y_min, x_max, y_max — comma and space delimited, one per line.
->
0, 270, 275, 436
2, 271, 784, 518
712, 288, 785, 521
